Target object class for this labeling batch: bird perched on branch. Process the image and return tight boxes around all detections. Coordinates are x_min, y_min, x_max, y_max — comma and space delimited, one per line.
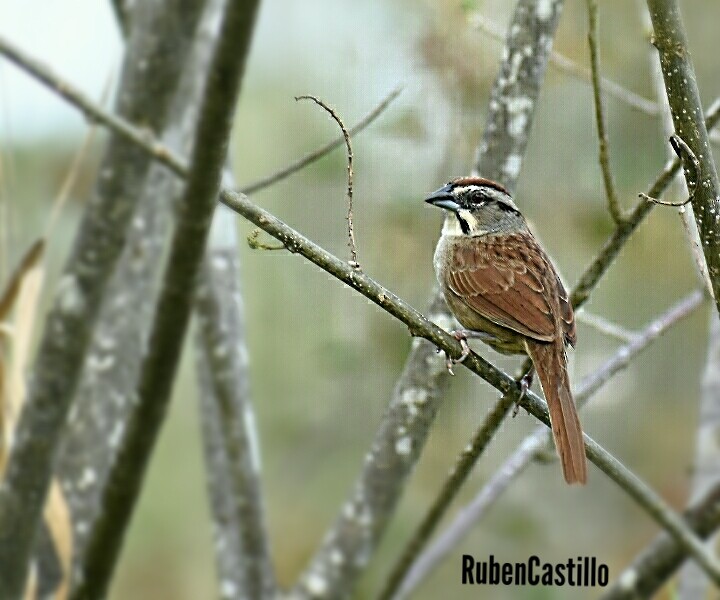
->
426, 176, 587, 484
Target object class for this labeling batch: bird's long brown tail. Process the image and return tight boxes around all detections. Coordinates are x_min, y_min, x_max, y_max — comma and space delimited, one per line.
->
526, 340, 587, 485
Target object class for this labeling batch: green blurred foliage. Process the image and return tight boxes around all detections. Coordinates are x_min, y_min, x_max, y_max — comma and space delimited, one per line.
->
2, 0, 720, 598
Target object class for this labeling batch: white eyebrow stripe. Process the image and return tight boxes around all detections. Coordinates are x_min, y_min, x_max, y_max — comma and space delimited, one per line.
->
452, 185, 481, 196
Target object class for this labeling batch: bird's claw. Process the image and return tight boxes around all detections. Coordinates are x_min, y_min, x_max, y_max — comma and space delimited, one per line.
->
512, 368, 534, 418
444, 331, 471, 375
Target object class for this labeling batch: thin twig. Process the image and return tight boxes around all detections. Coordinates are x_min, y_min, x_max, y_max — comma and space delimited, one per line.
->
586, 0, 623, 223
576, 310, 638, 342
639, 191, 691, 208
295, 95, 359, 269
240, 87, 401, 195
0, 33, 401, 200
640, 135, 700, 207
469, 12, 661, 117
222, 188, 720, 584
395, 289, 707, 598
0, 34, 187, 177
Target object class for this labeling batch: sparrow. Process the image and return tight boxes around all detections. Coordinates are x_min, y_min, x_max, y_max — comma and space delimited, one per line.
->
426, 176, 587, 484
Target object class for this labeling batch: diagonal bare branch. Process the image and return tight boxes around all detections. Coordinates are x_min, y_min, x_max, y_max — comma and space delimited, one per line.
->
0, 32, 401, 198
378, 391, 516, 600
395, 289, 706, 597
222, 186, 720, 584
601, 479, 720, 599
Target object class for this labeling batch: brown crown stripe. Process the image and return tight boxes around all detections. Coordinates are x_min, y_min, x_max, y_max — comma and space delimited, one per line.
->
451, 176, 509, 195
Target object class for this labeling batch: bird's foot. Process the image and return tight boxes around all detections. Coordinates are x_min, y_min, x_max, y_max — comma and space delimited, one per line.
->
512, 366, 535, 418
444, 330, 474, 375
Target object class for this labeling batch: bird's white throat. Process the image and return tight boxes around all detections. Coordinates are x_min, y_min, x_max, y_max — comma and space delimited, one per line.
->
441, 209, 487, 237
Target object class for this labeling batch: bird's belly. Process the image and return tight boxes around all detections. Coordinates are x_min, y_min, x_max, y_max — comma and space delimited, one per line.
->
442, 289, 527, 355
434, 233, 526, 355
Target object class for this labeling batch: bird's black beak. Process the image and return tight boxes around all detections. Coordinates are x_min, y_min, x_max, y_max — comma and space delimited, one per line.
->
424, 185, 460, 212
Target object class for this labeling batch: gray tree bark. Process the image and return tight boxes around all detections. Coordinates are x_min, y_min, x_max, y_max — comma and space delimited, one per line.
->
0, 2, 206, 596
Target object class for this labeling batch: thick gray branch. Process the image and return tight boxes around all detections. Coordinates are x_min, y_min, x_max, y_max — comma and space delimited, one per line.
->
57, 0, 229, 587
678, 314, 720, 598
195, 199, 275, 599
0, 2, 205, 596
472, 0, 564, 185
62, 0, 274, 593
647, 0, 720, 310
70, 2, 260, 598
638, 4, 720, 594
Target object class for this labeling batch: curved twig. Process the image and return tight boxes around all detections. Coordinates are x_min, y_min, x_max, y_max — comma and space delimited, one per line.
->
295, 95, 359, 269
241, 87, 401, 196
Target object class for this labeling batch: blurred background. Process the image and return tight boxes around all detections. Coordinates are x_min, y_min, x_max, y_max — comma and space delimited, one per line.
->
1, 0, 720, 598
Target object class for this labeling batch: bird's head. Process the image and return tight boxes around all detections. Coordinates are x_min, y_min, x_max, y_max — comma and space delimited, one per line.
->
425, 176, 520, 235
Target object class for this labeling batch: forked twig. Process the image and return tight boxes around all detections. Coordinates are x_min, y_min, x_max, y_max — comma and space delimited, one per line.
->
640, 135, 700, 207
241, 87, 401, 195
295, 95, 359, 269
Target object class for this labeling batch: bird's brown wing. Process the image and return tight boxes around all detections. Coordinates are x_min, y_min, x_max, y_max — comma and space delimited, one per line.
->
556, 274, 576, 347
446, 233, 560, 342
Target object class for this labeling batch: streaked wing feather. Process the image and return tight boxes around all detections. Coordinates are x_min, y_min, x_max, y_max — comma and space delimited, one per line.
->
447, 234, 557, 342
555, 274, 576, 347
